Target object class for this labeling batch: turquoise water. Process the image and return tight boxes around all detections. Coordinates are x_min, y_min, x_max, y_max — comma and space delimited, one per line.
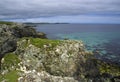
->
35, 24, 120, 64
57, 32, 120, 62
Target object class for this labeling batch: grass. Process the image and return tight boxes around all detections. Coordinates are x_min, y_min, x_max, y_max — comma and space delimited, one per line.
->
0, 53, 21, 82
30, 38, 61, 48
1, 53, 21, 70
19, 37, 61, 48
0, 70, 20, 82
0, 21, 14, 25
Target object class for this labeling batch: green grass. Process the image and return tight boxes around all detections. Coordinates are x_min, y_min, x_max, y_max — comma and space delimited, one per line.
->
0, 53, 21, 82
0, 70, 20, 82
20, 37, 61, 48
1, 53, 21, 70
30, 38, 61, 48
0, 21, 14, 25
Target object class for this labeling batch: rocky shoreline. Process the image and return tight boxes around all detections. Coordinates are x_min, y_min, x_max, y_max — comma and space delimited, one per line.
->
0, 22, 120, 82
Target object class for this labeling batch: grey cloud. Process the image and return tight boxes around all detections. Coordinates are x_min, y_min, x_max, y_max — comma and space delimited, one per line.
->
0, 0, 120, 19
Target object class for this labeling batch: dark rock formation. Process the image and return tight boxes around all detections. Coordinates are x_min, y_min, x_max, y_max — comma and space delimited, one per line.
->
13, 25, 46, 38
0, 38, 17, 58
0, 23, 47, 39
0, 38, 17, 68
0, 24, 16, 65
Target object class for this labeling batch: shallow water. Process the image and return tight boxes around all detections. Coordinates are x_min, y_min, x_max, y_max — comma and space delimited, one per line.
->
35, 24, 120, 64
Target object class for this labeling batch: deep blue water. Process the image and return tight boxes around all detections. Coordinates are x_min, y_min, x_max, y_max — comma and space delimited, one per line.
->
35, 24, 120, 64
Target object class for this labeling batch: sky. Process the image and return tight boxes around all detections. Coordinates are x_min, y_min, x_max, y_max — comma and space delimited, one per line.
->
0, 0, 120, 23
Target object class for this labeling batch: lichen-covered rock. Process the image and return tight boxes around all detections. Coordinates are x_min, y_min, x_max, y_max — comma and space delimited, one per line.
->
15, 38, 120, 82
1, 37, 120, 82
18, 71, 78, 82
15, 38, 94, 81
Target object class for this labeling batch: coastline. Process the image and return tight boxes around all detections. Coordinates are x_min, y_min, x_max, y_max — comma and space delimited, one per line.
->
0, 22, 120, 82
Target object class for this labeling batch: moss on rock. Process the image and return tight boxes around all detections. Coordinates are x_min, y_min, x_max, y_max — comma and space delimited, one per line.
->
0, 53, 21, 82
97, 59, 120, 76
0, 70, 20, 82
17, 37, 61, 49
29, 38, 61, 48
1, 53, 21, 70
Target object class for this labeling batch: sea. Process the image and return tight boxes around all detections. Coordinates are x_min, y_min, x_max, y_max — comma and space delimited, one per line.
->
34, 24, 120, 65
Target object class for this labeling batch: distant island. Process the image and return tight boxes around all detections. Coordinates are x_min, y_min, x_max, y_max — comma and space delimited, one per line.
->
24, 22, 69, 26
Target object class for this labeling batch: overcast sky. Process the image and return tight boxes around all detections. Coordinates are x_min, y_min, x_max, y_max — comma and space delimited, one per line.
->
0, 0, 120, 23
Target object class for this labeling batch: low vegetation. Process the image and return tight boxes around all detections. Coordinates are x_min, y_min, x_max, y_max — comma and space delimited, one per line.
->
0, 70, 19, 82
0, 21, 14, 25
19, 37, 61, 48
98, 60, 120, 76
0, 53, 21, 82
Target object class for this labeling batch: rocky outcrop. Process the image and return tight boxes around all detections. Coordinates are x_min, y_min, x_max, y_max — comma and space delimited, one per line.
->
0, 38, 17, 60
0, 23, 47, 39
0, 23, 47, 69
13, 38, 120, 82
14, 39, 91, 82
0, 24, 17, 68
12, 24, 46, 38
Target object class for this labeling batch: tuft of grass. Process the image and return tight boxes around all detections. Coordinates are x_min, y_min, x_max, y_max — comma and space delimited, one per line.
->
0, 70, 20, 82
1, 53, 21, 70
0, 53, 21, 82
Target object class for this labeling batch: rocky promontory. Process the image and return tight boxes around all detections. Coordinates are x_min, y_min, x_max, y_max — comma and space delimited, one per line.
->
0, 22, 46, 66
0, 22, 120, 82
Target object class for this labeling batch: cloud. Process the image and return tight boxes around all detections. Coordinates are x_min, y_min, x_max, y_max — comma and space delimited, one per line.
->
0, 0, 120, 21
10, 15, 120, 24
